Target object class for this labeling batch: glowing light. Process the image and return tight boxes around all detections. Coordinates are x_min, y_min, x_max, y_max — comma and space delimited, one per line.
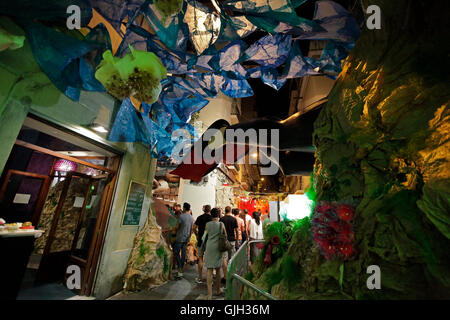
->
280, 194, 313, 220
83, 167, 100, 176
54, 159, 77, 172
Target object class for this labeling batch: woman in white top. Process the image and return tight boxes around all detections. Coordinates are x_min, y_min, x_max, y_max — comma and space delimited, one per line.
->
249, 211, 264, 262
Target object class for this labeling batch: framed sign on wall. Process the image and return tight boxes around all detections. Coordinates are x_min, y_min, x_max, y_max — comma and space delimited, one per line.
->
121, 181, 147, 226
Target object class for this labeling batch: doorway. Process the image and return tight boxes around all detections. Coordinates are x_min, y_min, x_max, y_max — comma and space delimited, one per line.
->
0, 116, 121, 298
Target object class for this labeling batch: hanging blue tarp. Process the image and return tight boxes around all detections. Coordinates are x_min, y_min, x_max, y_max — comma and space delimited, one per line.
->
22, 21, 104, 101
0, 0, 92, 27
11, 0, 361, 161
142, 1, 189, 51
282, 40, 321, 79
172, 96, 209, 123
109, 98, 152, 145
316, 40, 350, 74
260, 67, 287, 90
208, 40, 248, 80
239, 33, 291, 67
223, 0, 325, 34
90, 0, 144, 35
221, 77, 254, 98
183, 0, 221, 54
294, 0, 360, 43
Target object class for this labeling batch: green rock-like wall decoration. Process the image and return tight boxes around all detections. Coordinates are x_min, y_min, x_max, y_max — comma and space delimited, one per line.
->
246, 0, 450, 300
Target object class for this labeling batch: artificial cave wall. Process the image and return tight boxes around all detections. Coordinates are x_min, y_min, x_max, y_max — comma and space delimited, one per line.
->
245, 0, 450, 299
122, 212, 173, 292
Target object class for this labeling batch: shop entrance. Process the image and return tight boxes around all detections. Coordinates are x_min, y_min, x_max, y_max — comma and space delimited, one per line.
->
0, 116, 121, 298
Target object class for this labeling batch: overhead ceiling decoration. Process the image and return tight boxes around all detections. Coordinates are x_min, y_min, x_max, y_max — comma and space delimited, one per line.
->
183, 1, 221, 55
0, 0, 361, 161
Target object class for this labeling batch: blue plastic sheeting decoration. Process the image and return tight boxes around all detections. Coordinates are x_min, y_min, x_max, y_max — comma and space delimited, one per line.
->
192, 54, 215, 72
140, 116, 158, 156
247, 66, 286, 90
79, 59, 106, 92
186, 73, 224, 98
149, 101, 200, 158
23, 21, 104, 101
90, 0, 144, 35
153, 103, 174, 131
153, 102, 197, 136
172, 97, 209, 123
84, 23, 112, 66
223, 0, 325, 35
219, 15, 257, 42
172, 77, 208, 98
282, 40, 320, 79
316, 40, 349, 74
239, 33, 291, 67
221, 77, 254, 98
108, 98, 152, 145
141, 115, 171, 157
142, 1, 189, 51
141, 102, 152, 116
294, 1, 360, 43
208, 40, 248, 80
260, 67, 287, 90
159, 81, 196, 106
146, 38, 189, 75
116, 26, 148, 57
248, 67, 262, 79
223, 0, 295, 15
291, 0, 308, 8
121, 24, 192, 74
183, 0, 221, 54
0, 0, 92, 27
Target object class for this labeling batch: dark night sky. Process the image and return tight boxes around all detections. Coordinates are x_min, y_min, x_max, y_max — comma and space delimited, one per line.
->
242, 0, 316, 119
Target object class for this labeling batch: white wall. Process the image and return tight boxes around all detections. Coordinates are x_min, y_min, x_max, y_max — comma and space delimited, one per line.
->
179, 174, 217, 221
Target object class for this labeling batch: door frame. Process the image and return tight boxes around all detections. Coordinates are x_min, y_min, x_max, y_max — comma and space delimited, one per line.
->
81, 156, 120, 296
4, 139, 121, 296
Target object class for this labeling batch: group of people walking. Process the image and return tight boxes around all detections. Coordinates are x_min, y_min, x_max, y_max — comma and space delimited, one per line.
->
169, 202, 265, 300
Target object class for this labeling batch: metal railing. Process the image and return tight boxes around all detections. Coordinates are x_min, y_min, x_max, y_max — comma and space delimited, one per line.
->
226, 240, 279, 300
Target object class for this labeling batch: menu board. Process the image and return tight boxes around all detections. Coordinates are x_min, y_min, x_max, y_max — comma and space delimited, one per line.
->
122, 181, 147, 226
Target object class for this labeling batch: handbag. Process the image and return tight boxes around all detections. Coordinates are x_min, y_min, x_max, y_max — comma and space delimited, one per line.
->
218, 222, 232, 252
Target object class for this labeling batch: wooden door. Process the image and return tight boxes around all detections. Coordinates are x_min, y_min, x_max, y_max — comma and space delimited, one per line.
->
36, 172, 93, 285
0, 169, 51, 225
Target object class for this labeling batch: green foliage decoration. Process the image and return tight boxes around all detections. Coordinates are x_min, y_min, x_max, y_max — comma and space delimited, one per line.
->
95, 45, 167, 103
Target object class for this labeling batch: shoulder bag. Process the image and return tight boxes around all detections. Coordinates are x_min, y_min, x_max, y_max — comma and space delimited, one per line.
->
218, 222, 232, 252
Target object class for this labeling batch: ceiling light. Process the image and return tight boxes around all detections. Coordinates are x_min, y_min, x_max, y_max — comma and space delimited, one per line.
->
54, 159, 77, 172
251, 153, 258, 158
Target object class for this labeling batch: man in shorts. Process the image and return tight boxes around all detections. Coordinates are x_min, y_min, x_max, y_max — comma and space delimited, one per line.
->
193, 204, 212, 283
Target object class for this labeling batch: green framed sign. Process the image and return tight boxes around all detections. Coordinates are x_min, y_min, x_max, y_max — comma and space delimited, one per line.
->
121, 181, 147, 226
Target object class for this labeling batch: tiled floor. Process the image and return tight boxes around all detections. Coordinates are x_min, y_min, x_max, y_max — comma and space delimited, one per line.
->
17, 282, 78, 300
17, 268, 94, 300
109, 263, 225, 300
